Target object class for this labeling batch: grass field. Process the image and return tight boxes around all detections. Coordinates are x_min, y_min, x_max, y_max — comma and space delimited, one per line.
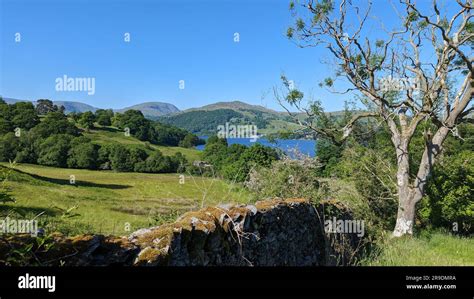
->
83, 126, 202, 162
0, 163, 252, 236
361, 231, 474, 266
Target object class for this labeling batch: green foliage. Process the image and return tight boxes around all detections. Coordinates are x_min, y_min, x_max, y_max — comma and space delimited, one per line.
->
178, 134, 198, 148
0, 133, 20, 162
67, 137, 99, 169
0, 102, 195, 178
115, 110, 154, 141
32, 111, 78, 137
203, 138, 279, 182
159, 109, 244, 135
35, 99, 62, 115
78, 111, 95, 130
0, 165, 15, 204
10, 102, 39, 130
0, 100, 39, 134
420, 150, 474, 235
315, 137, 343, 176
245, 157, 321, 201
95, 109, 114, 126
153, 122, 189, 146
109, 144, 135, 172
37, 134, 73, 167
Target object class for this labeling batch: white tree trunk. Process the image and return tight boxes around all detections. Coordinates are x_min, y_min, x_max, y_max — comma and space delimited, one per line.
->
392, 127, 450, 237
393, 193, 418, 237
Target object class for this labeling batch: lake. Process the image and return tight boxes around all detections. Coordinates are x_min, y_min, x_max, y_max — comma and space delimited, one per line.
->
196, 137, 317, 158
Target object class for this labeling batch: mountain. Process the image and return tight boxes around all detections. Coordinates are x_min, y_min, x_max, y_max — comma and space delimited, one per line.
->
52, 101, 99, 113
2, 98, 99, 113
1, 98, 179, 117
116, 102, 180, 118
159, 101, 301, 136
186, 100, 280, 114
2, 97, 22, 104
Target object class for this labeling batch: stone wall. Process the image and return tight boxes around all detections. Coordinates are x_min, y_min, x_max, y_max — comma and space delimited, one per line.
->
0, 198, 362, 266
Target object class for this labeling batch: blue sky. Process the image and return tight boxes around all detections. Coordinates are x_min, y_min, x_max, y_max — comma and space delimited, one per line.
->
0, 0, 456, 112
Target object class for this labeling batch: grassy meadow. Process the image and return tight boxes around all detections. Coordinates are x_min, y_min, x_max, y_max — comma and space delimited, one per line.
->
0, 162, 253, 236
83, 125, 202, 162
362, 231, 474, 266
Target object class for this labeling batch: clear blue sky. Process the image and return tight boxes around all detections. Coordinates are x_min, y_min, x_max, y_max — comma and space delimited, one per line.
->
0, 0, 452, 112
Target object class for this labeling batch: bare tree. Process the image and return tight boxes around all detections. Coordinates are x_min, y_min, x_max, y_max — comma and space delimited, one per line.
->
278, 0, 473, 236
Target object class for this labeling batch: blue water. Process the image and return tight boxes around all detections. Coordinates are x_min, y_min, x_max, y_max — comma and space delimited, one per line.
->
196, 137, 316, 158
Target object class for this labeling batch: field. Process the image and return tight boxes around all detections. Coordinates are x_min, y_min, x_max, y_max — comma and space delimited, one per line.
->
83, 126, 202, 162
362, 231, 474, 266
0, 163, 253, 236
1, 163, 472, 266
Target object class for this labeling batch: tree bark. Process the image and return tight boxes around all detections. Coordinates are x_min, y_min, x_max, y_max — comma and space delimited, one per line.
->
392, 126, 451, 237
392, 137, 417, 237
393, 192, 417, 237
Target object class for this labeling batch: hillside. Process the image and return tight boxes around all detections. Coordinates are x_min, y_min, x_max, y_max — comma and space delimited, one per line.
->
0, 163, 252, 235
186, 100, 279, 114
3, 98, 99, 113
2, 98, 179, 117
116, 101, 180, 118
159, 101, 302, 136
83, 125, 202, 162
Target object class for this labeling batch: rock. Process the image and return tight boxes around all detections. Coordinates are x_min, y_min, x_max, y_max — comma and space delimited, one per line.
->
0, 198, 362, 266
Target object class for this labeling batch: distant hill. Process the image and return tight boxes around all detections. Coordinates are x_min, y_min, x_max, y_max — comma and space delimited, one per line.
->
2, 98, 99, 113
159, 101, 301, 136
186, 101, 280, 114
1, 98, 179, 117
53, 101, 99, 113
116, 102, 180, 118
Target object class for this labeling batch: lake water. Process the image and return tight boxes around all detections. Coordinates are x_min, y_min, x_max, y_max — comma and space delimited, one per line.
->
196, 137, 317, 158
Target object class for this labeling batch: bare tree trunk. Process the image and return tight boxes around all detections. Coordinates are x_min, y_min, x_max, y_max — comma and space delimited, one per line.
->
393, 192, 418, 237
392, 138, 417, 237
392, 127, 451, 237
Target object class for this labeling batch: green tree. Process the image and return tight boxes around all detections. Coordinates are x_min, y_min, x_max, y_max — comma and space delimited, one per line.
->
32, 112, 78, 138
67, 137, 99, 169
420, 150, 474, 235
35, 99, 60, 115
0, 133, 20, 162
95, 109, 114, 126
37, 134, 73, 167
78, 111, 95, 130
11, 102, 39, 130
109, 144, 134, 172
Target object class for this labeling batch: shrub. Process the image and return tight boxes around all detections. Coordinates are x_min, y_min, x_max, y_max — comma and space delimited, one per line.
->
67, 137, 99, 169
37, 134, 73, 167
109, 144, 134, 172
245, 156, 321, 201
419, 150, 473, 235
78, 111, 95, 130
335, 146, 398, 229
0, 133, 20, 162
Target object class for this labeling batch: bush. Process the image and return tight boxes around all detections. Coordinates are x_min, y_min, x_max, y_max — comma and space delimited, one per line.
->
109, 144, 134, 172
245, 156, 321, 201
32, 112, 78, 137
37, 134, 73, 167
221, 144, 279, 182
335, 146, 398, 229
67, 137, 99, 169
143, 151, 171, 173
78, 111, 95, 130
0, 133, 20, 162
419, 150, 474, 235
